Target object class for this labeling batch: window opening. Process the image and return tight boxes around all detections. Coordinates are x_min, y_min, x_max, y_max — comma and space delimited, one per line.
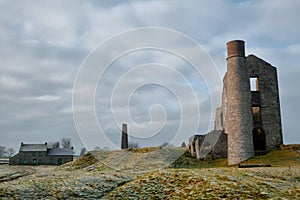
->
250, 77, 259, 91
220, 113, 224, 126
252, 106, 261, 122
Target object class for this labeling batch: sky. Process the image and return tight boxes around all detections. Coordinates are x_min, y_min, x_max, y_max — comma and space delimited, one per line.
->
0, 0, 299, 154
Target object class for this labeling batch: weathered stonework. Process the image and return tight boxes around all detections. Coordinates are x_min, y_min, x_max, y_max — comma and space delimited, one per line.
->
9, 143, 73, 166
247, 55, 283, 150
189, 40, 283, 165
189, 135, 204, 157
226, 40, 254, 165
188, 131, 227, 160
215, 107, 224, 131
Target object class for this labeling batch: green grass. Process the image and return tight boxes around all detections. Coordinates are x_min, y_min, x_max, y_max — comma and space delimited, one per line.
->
172, 144, 300, 168
170, 150, 228, 169
60, 144, 300, 172
127, 146, 160, 153
242, 147, 300, 167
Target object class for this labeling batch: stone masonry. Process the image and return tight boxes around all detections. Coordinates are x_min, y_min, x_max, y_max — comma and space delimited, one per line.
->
121, 123, 128, 149
246, 55, 283, 150
9, 142, 73, 166
190, 40, 283, 165
225, 40, 254, 165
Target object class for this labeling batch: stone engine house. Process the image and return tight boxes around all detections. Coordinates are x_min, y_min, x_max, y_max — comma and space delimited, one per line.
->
189, 40, 283, 165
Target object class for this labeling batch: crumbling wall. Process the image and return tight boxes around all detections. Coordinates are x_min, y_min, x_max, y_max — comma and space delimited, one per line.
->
215, 107, 224, 131
247, 55, 283, 150
188, 135, 204, 158
188, 40, 283, 165
211, 132, 228, 159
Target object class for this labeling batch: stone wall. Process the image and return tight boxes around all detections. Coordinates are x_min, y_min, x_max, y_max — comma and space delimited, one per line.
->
188, 131, 227, 160
247, 55, 283, 150
222, 75, 228, 133
212, 132, 228, 159
188, 40, 283, 165
9, 151, 73, 165
214, 107, 224, 131
188, 135, 204, 158
198, 130, 227, 159
8, 154, 19, 165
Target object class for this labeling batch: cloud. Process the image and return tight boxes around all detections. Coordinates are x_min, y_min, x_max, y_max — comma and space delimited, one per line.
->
0, 0, 299, 153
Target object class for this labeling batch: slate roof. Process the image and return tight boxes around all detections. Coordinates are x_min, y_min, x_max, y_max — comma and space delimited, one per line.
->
19, 143, 73, 156
47, 148, 74, 156
20, 143, 47, 152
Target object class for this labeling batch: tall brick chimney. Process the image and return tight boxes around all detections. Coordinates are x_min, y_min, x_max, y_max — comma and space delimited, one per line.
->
226, 40, 245, 58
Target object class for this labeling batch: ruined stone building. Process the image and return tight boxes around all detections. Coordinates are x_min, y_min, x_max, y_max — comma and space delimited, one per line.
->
189, 40, 283, 165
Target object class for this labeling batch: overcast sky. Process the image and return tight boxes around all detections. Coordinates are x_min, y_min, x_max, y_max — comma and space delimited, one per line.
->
0, 0, 299, 153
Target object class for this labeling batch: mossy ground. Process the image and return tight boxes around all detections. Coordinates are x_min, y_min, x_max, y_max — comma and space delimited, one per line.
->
243, 144, 300, 166
172, 144, 300, 169
1, 144, 299, 199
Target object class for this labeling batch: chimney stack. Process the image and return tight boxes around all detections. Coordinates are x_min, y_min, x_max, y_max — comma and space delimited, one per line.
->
226, 40, 254, 165
121, 123, 128, 149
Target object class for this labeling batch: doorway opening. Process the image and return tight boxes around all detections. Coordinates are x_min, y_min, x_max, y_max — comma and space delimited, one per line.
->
57, 159, 63, 166
252, 127, 266, 156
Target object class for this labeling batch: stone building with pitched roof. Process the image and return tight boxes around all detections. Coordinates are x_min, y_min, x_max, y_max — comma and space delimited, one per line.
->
9, 142, 74, 166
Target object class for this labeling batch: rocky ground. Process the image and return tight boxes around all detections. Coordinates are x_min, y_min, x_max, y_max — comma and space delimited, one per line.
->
0, 146, 299, 199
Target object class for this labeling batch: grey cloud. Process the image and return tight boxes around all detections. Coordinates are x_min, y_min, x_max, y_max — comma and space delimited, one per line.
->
0, 0, 299, 152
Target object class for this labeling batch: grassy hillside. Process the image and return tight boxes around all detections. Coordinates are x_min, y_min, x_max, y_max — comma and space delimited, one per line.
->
0, 145, 300, 199
62, 144, 300, 171
63, 147, 187, 173
105, 145, 300, 199
107, 167, 300, 199
243, 145, 300, 166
